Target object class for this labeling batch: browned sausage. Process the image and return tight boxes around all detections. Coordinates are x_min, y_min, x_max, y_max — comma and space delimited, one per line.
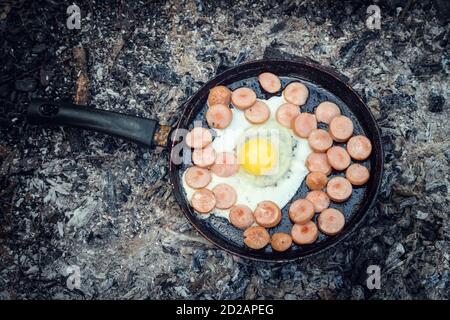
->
192, 145, 216, 168
191, 188, 216, 213
243, 226, 270, 249
184, 166, 212, 189
315, 101, 341, 124
206, 104, 233, 129
326, 146, 351, 171
289, 199, 315, 224
305, 171, 328, 190
308, 129, 333, 152
345, 163, 370, 186
207, 85, 232, 107
347, 135, 372, 161
326, 176, 352, 202
186, 127, 212, 149
275, 103, 301, 128
231, 87, 257, 110
258, 72, 281, 93
229, 204, 255, 230
318, 208, 345, 235
291, 221, 318, 244
283, 82, 309, 106
244, 101, 270, 124
212, 183, 237, 209
211, 152, 239, 177
305, 152, 332, 175
329, 115, 354, 142
292, 113, 317, 138
253, 201, 282, 228
271, 232, 292, 252
306, 190, 330, 213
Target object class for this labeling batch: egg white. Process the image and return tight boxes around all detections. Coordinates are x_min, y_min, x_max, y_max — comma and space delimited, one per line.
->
182, 95, 311, 220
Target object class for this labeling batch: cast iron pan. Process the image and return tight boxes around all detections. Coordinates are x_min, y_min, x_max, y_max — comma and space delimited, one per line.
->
27, 59, 383, 262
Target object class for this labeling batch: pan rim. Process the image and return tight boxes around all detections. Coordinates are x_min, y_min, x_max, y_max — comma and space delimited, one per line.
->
168, 58, 384, 262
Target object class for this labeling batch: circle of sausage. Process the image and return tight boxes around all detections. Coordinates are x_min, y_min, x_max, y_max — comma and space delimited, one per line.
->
192, 145, 216, 168
184, 166, 211, 189
244, 101, 270, 124
271, 232, 293, 252
212, 183, 237, 209
211, 152, 239, 177
308, 129, 333, 152
206, 104, 233, 129
229, 205, 255, 230
191, 188, 216, 214
315, 101, 341, 124
329, 115, 354, 142
318, 208, 345, 235
253, 201, 282, 228
275, 103, 300, 128
291, 221, 319, 245
258, 72, 281, 93
346, 163, 370, 186
347, 135, 372, 161
326, 176, 353, 202
207, 85, 232, 107
326, 146, 351, 171
305, 171, 328, 190
288, 199, 315, 224
186, 127, 212, 149
283, 82, 309, 106
243, 226, 270, 250
231, 87, 257, 110
292, 113, 317, 138
306, 190, 330, 213
305, 152, 332, 176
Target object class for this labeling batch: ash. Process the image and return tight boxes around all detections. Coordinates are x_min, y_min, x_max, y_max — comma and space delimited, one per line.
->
0, 0, 448, 299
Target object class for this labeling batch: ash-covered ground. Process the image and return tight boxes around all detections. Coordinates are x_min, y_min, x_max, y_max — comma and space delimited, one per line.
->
0, 0, 449, 299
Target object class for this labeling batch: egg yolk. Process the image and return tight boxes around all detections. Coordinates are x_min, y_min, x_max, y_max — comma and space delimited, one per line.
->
239, 138, 277, 176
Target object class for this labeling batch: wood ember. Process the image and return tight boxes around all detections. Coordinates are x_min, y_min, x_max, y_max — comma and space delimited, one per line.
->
73, 45, 89, 105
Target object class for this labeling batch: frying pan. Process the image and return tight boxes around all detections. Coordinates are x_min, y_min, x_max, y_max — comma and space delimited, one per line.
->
27, 59, 383, 262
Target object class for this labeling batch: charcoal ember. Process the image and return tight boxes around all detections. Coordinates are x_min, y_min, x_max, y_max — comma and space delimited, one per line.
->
140, 63, 180, 85
14, 78, 37, 92
428, 92, 445, 113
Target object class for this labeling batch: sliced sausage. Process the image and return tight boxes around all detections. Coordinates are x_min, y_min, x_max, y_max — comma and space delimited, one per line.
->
231, 87, 257, 110
329, 115, 354, 142
258, 72, 281, 93
315, 101, 341, 124
292, 113, 317, 138
305, 171, 328, 190
211, 152, 239, 177
184, 166, 211, 189
253, 201, 282, 228
191, 188, 216, 214
275, 103, 301, 128
271, 232, 292, 252
347, 135, 372, 161
229, 205, 255, 230
243, 226, 270, 250
244, 101, 270, 124
186, 127, 212, 149
291, 221, 318, 245
326, 146, 351, 171
346, 163, 370, 186
207, 85, 232, 107
206, 104, 232, 129
326, 176, 352, 202
289, 199, 315, 224
306, 190, 330, 213
192, 145, 216, 168
318, 208, 345, 235
283, 82, 309, 106
308, 129, 333, 152
212, 183, 237, 209
305, 152, 332, 175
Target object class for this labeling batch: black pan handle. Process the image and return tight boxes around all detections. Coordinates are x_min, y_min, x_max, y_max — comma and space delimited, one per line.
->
27, 99, 170, 148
